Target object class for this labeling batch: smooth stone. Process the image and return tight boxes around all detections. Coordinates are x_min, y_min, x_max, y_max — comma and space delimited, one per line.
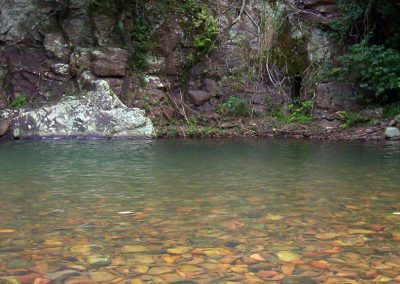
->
276, 251, 301, 262
178, 265, 204, 274
132, 265, 149, 274
372, 276, 392, 283
0, 277, 20, 284
0, 247, 23, 253
282, 276, 316, 284
147, 266, 174, 275
6, 260, 34, 269
385, 127, 400, 138
130, 255, 155, 264
200, 248, 231, 256
121, 245, 148, 253
264, 214, 284, 221
43, 240, 63, 246
160, 273, 185, 282
70, 245, 92, 254
348, 229, 375, 234
45, 270, 81, 281
166, 247, 192, 255
64, 277, 95, 284
189, 237, 219, 246
32, 279, 51, 284
87, 255, 111, 267
250, 253, 266, 262
89, 272, 115, 282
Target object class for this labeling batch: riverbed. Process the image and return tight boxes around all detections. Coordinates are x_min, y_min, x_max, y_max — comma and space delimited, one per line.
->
0, 139, 399, 283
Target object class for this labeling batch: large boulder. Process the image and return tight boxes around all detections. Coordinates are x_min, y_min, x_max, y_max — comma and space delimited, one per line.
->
385, 127, 400, 139
5, 72, 154, 139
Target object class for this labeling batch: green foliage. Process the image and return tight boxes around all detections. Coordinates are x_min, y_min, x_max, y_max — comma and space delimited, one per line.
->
338, 41, 400, 100
338, 111, 370, 129
328, 0, 400, 104
286, 100, 313, 124
384, 102, 400, 118
128, 12, 153, 86
178, 0, 218, 65
10, 95, 27, 109
330, 0, 400, 48
221, 96, 251, 117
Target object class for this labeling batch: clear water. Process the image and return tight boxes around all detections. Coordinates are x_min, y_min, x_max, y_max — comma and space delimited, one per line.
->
0, 139, 399, 283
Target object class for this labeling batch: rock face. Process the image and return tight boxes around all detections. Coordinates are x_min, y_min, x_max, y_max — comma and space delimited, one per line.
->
0, 0, 352, 127
4, 72, 154, 139
314, 82, 359, 118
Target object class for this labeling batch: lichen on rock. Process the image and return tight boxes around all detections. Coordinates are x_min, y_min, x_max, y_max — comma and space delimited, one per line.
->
8, 72, 154, 139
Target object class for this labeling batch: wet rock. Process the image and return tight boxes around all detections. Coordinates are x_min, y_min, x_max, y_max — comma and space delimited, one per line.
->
15, 273, 41, 284
310, 260, 329, 269
32, 279, 51, 284
64, 277, 94, 284
385, 127, 400, 138
131, 266, 149, 274
87, 255, 111, 267
90, 47, 129, 77
188, 90, 210, 106
6, 260, 33, 269
282, 276, 316, 284
121, 245, 148, 253
88, 272, 115, 282
9, 72, 154, 138
250, 254, 266, 262
276, 251, 301, 262
147, 266, 174, 275
257, 270, 279, 278
45, 270, 81, 282
0, 277, 20, 284
167, 247, 192, 255
70, 245, 92, 254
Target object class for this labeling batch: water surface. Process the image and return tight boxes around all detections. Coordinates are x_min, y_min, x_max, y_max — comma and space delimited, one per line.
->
0, 139, 400, 283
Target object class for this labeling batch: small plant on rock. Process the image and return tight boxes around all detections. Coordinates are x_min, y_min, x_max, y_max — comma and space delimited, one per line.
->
338, 111, 370, 129
221, 96, 251, 117
286, 100, 313, 124
10, 95, 27, 109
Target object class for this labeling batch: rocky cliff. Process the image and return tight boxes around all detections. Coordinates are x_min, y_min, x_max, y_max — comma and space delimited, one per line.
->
0, 0, 392, 140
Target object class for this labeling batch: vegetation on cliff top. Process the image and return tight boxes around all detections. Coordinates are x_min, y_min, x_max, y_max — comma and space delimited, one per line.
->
330, 0, 400, 106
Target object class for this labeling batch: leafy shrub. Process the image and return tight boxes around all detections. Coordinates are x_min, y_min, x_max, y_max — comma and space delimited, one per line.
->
179, 0, 218, 65
339, 42, 400, 100
10, 95, 27, 109
221, 96, 251, 116
384, 102, 400, 118
286, 100, 313, 124
338, 111, 370, 129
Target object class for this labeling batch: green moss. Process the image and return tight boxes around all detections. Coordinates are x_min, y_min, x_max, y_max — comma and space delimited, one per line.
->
10, 95, 28, 109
